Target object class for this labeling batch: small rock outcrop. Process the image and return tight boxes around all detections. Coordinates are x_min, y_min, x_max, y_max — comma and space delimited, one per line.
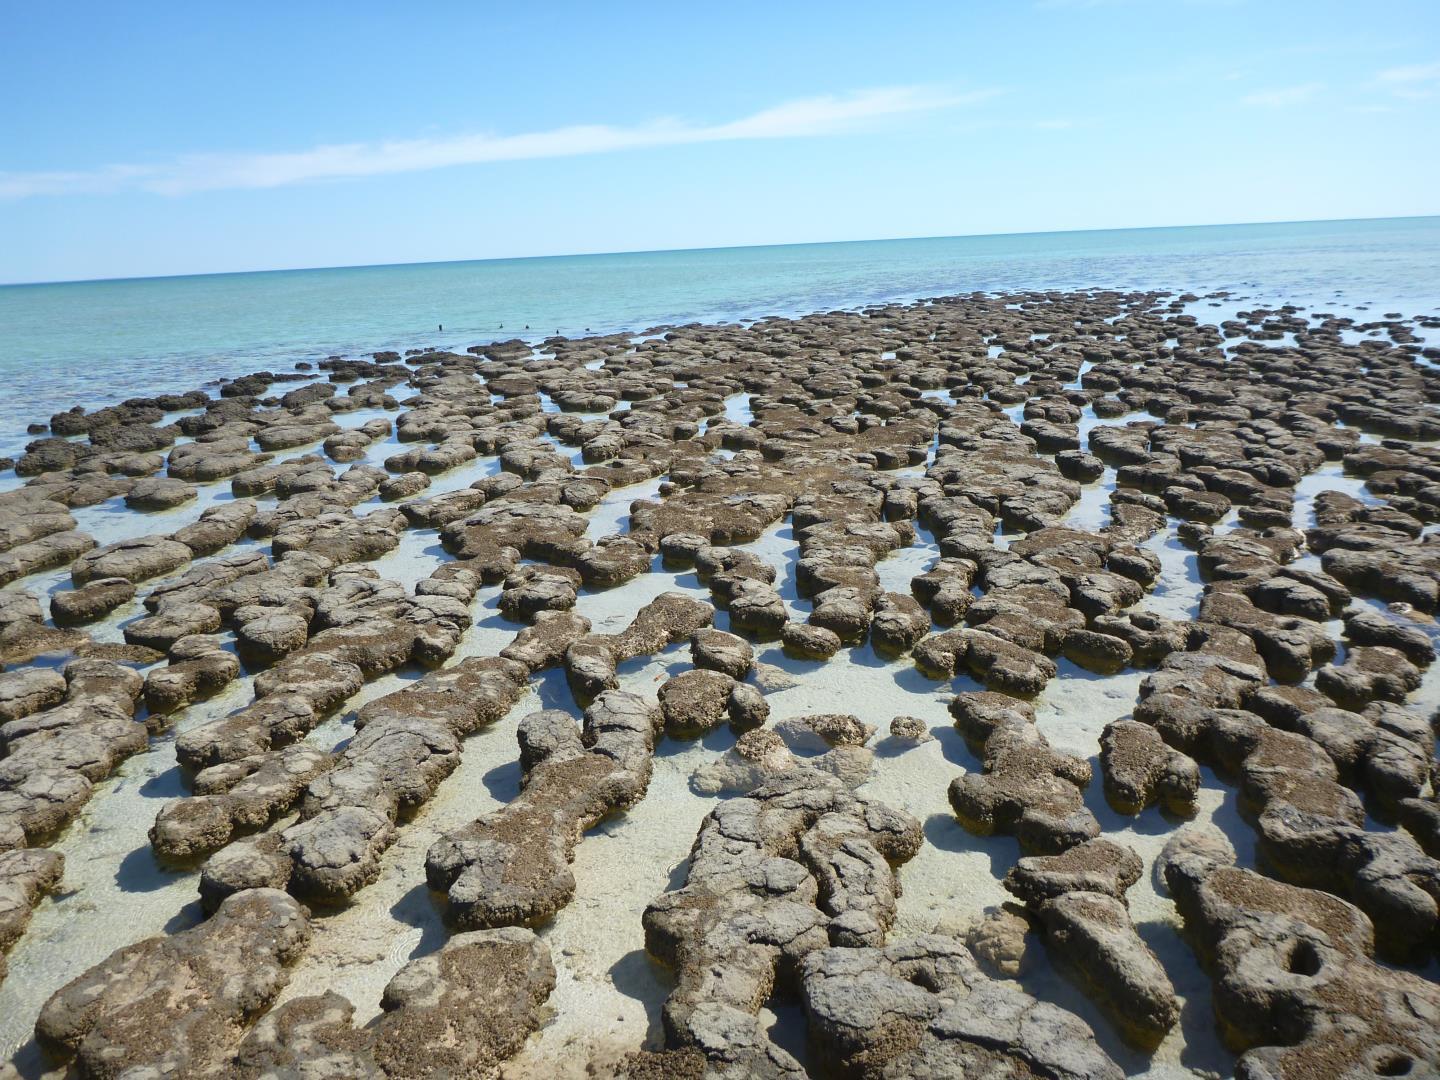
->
426, 690, 659, 928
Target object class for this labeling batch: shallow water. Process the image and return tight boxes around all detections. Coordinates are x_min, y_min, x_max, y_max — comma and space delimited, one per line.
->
3, 216, 1439, 457
3, 274, 1440, 1078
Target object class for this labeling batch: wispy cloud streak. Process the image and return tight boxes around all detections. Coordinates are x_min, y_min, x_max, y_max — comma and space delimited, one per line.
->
1375, 61, 1440, 100
0, 86, 998, 200
1377, 62, 1440, 84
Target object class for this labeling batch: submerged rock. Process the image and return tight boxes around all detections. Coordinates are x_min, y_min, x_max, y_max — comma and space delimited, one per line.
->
0, 847, 64, 983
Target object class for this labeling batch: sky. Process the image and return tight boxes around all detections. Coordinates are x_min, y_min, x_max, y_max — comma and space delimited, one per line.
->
2, 0, 1437, 283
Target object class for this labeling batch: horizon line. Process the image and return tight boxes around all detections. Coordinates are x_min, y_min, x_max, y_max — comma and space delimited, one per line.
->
4, 211, 1437, 289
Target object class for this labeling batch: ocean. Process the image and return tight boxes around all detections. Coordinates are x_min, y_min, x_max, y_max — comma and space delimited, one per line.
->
1, 215, 1438, 457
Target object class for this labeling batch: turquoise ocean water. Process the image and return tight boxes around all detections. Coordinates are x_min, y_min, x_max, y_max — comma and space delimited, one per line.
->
1, 215, 1437, 456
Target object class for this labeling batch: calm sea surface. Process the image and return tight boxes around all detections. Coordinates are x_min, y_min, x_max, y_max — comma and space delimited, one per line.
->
1, 216, 1437, 456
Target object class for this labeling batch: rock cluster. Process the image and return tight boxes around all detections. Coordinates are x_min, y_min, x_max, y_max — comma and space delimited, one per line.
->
34, 884, 555, 1080
799, 935, 1123, 1079
563, 591, 713, 703
2, 290, 1440, 1075
0, 846, 63, 982
233, 926, 555, 1080
949, 691, 1099, 853
635, 772, 923, 1074
1005, 839, 1179, 1047
35, 888, 310, 1075
1134, 535, 1440, 958
1162, 827, 1440, 1077
425, 690, 658, 928
0, 658, 144, 955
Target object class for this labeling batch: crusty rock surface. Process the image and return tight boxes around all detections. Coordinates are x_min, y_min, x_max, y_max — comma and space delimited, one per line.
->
1162, 826, 1440, 1078
195, 652, 529, 909
50, 577, 135, 626
658, 667, 767, 737
800, 935, 1123, 1079
964, 905, 1036, 978
35, 888, 310, 1076
144, 633, 241, 715
0, 658, 145, 846
641, 772, 921, 1073
71, 533, 194, 586
887, 714, 933, 743
0, 667, 66, 724
949, 692, 1099, 853
563, 591, 712, 702
1004, 839, 1179, 1047
233, 926, 555, 1080
1099, 719, 1200, 815
0, 847, 64, 983
690, 627, 755, 678
150, 744, 333, 862
426, 690, 659, 928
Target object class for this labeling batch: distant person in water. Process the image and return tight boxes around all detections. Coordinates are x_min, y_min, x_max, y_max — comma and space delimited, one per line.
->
437, 324, 442, 331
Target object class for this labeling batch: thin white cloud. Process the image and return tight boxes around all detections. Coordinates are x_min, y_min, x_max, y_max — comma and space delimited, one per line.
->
1375, 61, 1440, 101
0, 85, 998, 200
1240, 82, 1323, 107
0, 164, 158, 199
1377, 61, 1440, 84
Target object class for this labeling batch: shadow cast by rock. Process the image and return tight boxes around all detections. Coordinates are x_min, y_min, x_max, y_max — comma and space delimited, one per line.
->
390, 880, 449, 960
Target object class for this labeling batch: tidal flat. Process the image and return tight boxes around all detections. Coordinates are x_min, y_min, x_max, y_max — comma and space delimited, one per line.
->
2, 288, 1440, 1078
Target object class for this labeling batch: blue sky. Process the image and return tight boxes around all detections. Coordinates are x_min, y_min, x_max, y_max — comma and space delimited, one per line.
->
2, 0, 1437, 283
